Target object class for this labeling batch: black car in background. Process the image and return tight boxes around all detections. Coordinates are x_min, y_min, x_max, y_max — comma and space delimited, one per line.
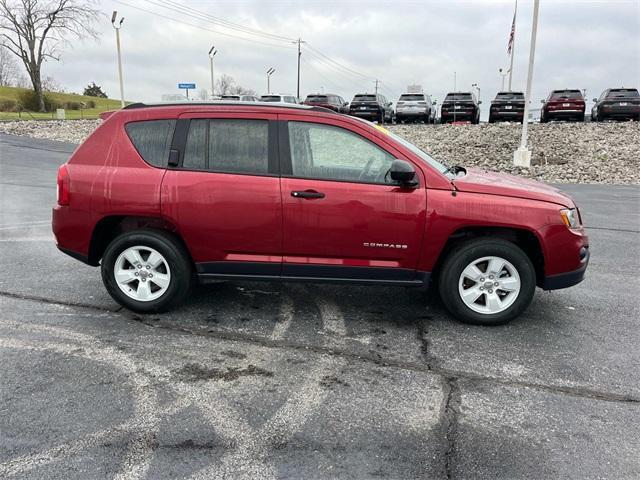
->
440, 92, 480, 124
540, 89, 585, 122
303, 93, 349, 113
489, 91, 525, 123
591, 88, 640, 121
349, 93, 394, 123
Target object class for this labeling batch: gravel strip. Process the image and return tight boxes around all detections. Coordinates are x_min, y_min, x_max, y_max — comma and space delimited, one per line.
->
1, 119, 638, 184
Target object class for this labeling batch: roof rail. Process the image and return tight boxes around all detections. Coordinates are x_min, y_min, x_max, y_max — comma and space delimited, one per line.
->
122, 101, 337, 115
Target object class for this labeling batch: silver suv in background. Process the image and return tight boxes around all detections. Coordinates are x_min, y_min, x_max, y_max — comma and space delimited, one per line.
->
221, 94, 260, 102
395, 93, 435, 123
260, 94, 300, 104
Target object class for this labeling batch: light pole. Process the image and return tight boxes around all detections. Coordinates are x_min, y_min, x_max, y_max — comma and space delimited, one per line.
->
513, 0, 540, 167
472, 83, 481, 104
499, 68, 508, 91
111, 11, 125, 108
266, 68, 275, 94
208, 46, 217, 99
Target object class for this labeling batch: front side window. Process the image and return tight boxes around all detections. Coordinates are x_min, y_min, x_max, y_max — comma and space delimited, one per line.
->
182, 119, 269, 175
125, 120, 176, 167
288, 121, 395, 184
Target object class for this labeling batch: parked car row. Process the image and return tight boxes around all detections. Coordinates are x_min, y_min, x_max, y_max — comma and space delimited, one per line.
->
216, 87, 640, 124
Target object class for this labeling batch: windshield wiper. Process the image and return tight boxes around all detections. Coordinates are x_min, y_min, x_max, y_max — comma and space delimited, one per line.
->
444, 165, 466, 177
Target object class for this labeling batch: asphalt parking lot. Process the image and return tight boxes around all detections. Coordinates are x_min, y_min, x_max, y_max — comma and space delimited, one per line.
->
1, 132, 639, 479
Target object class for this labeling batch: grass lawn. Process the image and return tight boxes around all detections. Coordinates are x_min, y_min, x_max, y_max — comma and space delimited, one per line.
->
0, 85, 127, 120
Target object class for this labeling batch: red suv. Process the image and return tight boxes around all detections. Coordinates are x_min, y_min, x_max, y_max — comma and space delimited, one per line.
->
53, 102, 589, 325
540, 89, 586, 122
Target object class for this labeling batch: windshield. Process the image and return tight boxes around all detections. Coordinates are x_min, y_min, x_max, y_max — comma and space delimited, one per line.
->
607, 89, 639, 98
306, 95, 328, 102
399, 94, 425, 101
384, 129, 453, 177
495, 92, 524, 100
260, 96, 281, 102
354, 95, 376, 102
445, 93, 472, 101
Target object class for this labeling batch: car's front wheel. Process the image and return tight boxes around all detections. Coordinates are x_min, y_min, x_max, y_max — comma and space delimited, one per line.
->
101, 230, 192, 313
438, 238, 536, 325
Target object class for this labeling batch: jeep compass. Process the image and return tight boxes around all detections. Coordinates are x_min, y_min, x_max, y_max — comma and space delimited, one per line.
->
53, 102, 589, 325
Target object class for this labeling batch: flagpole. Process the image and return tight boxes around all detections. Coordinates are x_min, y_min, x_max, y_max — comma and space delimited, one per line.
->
513, 0, 539, 168
508, 0, 517, 92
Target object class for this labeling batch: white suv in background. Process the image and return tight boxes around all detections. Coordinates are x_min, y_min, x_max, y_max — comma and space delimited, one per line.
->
260, 94, 300, 104
395, 93, 435, 124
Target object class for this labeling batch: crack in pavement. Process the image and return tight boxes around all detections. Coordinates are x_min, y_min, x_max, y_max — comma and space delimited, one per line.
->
441, 377, 461, 480
2, 289, 639, 406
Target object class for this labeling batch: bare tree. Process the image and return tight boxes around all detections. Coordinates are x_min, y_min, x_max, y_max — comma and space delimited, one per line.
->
0, 44, 17, 85
215, 74, 234, 96
0, 0, 100, 111
197, 88, 208, 101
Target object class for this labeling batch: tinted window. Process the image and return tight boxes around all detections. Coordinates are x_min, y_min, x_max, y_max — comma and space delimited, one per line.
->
261, 96, 280, 102
445, 93, 472, 101
551, 90, 583, 99
607, 89, 639, 98
182, 119, 269, 174
354, 95, 376, 102
284, 96, 297, 104
495, 92, 524, 100
125, 120, 176, 167
183, 120, 207, 170
209, 120, 269, 174
399, 94, 425, 101
288, 122, 395, 184
306, 95, 328, 102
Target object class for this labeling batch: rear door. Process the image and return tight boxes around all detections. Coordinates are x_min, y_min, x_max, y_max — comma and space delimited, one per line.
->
278, 115, 427, 283
161, 112, 282, 277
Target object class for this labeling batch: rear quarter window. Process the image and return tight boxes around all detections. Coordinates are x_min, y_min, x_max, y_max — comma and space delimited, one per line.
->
125, 120, 176, 167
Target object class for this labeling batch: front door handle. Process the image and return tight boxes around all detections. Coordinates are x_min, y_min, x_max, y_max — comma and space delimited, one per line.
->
291, 190, 325, 199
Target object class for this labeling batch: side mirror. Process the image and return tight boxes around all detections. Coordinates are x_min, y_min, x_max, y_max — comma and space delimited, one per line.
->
540, 99, 545, 104
389, 159, 418, 187
592, 98, 597, 102
478, 100, 482, 104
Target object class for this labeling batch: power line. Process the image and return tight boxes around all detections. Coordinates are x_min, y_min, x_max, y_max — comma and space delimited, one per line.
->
114, 0, 297, 50
302, 48, 368, 91
304, 43, 374, 81
146, 0, 297, 43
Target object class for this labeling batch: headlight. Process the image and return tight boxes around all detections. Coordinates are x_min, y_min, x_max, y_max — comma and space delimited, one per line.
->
560, 208, 580, 229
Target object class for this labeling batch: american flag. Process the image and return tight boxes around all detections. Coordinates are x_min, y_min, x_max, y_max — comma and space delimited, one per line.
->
507, 6, 516, 54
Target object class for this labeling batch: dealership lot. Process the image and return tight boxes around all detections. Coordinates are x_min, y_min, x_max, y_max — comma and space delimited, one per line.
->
1, 133, 639, 479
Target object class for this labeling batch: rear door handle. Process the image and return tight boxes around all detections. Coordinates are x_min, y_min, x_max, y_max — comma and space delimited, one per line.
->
291, 190, 325, 199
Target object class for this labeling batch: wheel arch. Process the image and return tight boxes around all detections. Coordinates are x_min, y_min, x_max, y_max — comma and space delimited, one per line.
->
88, 215, 191, 266
431, 226, 546, 287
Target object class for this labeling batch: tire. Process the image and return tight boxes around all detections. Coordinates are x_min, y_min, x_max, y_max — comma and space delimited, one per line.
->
101, 229, 192, 313
437, 238, 536, 326
577, 113, 585, 122
488, 115, 494, 123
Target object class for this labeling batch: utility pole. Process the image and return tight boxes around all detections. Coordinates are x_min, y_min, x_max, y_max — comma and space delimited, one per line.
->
453, 71, 457, 123
499, 68, 508, 91
508, 0, 518, 92
472, 83, 480, 104
111, 11, 125, 108
294, 38, 305, 100
208, 46, 217, 99
513, 0, 540, 167
374, 79, 379, 94
267, 68, 275, 94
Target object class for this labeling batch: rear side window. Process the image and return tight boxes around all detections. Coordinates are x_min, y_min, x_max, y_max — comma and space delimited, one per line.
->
125, 120, 176, 167
182, 119, 269, 175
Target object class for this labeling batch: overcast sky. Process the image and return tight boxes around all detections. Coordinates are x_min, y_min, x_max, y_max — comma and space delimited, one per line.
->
41, 0, 639, 117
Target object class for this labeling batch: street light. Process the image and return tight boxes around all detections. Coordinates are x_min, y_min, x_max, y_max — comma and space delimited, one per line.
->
266, 67, 275, 94
499, 68, 509, 91
111, 11, 125, 108
472, 83, 481, 104
208, 46, 217, 99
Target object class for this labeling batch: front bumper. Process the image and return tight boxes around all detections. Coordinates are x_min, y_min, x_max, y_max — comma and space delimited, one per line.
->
543, 246, 589, 289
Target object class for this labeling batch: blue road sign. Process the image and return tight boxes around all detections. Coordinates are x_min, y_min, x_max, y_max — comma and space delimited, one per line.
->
178, 83, 196, 89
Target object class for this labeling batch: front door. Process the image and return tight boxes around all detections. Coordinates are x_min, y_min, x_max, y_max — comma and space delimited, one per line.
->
161, 114, 282, 276
279, 117, 427, 282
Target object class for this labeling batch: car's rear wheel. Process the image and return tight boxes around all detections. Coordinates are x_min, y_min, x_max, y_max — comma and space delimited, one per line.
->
438, 238, 536, 325
101, 230, 192, 313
